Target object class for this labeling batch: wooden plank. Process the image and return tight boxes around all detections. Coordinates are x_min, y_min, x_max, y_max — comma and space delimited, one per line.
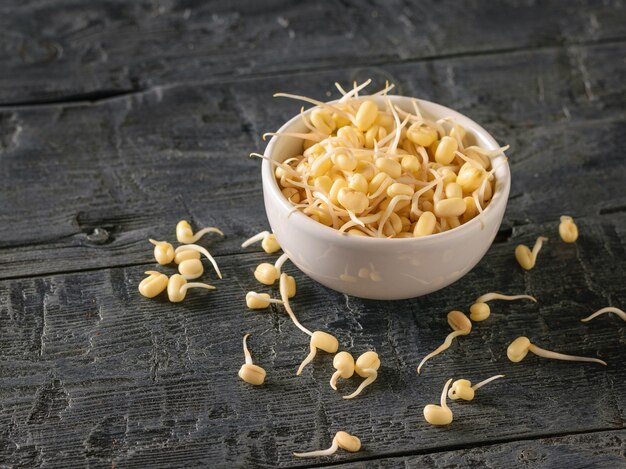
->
0, 231, 624, 467
0, 0, 625, 104
0, 42, 625, 279
336, 430, 626, 468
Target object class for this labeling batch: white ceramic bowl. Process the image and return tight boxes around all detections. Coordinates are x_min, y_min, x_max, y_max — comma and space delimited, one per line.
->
262, 96, 510, 300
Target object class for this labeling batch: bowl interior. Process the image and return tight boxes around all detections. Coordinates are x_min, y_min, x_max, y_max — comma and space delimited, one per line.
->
262, 95, 510, 243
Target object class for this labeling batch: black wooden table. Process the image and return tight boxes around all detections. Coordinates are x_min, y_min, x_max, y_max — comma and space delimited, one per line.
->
1, 1, 625, 467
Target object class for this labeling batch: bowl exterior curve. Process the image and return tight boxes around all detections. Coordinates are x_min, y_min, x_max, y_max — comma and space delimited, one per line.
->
261, 96, 510, 300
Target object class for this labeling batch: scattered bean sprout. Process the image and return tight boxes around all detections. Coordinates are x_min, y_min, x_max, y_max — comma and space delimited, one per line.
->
507, 337, 607, 365
417, 311, 472, 374
238, 333, 266, 385
423, 379, 453, 425
293, 431, 361, 458
343, 351, 380, 399
448, 375, 505, 401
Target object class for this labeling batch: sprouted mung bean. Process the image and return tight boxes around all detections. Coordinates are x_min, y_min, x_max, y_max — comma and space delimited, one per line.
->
330, 351, 355, 390
178, 258, 204, 279
176, 220, 224, 244
241, 230, 282, 254
515, 236, 548, 270
138, 271, 169, 298
507, 336, 607, 365
297, 330, 340, 376
167, 273, 215, 303
470, 292, 537, 322
343, 351, 380, 399
253, 80, 508, 238
238, 333, 266, 385
581, 306, 626, 323
245, 291, 284, 309
448, 375, 505, 401
417, 311, 472, 374
149, 239, 175, 265
559, 216, 578, 243
175, 244, 223, 279
423, 379, 453, 426
254, 253, 290, 285
293, 431, 361, 458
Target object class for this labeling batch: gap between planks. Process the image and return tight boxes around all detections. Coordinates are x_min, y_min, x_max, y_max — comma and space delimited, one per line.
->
1, 210, 623, 282
0, 36, 625, 110
293, 427, 625, 469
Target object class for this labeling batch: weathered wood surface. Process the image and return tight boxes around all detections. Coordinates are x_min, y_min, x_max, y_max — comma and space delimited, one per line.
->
0, 0, 625, 467
1, 41, 625, 279
341, 430, 626, 468
0, 214, 625, 467
1, 0, 625, 105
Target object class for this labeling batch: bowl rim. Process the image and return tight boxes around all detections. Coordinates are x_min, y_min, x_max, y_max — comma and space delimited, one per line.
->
262, 95, 510, 245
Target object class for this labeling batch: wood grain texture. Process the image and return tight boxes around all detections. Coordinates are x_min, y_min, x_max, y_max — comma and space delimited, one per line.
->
0, 219, 624, 467
338, 430, 626, 468
1, 0, 625, 467
1, 41, 625, 279
0, 0, 625, 105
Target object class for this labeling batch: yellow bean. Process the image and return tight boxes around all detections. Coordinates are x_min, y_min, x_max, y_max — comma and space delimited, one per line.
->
414, 211, 436, 237
387, 183, 414, 198
439, 167, 457, 184
515, 245, 534, 270
254, 263, 279, 285
338, 188, 369, 213
337, 126, 364, 148
456, 162, 484, 193
364, 125, 387, 148
314, 175, 333, 194
282, 187, 300, 203
435, 198, 466, 217
138, 271, 168, 298
399, 215, 411, 232
355, 161, 376, 181
435, 136, 458, 165
444, 182, 463, 199
349, 173, 369, 193
375, 113, 395, 132
355, 100, 378, 131
462, 196, 478, 223
375, 157, 402, 179
329, 178, 348, 205
149, 239, 174, 265
382, 212, 403, 236
310, 109, 336, 135
559, 216, 578, 243
343, 351, 380, 399
401, 154, 421, 174
178, 259, 204, 279
406, 123, 437, 147
332, 151, 357, 171
333, 111, 352, 129
239, 334, 266, 385
469, 302, 490, 321
262, 234, 281, 254
446, 216, 460, 229
330, 351, 355, 390
246, 292, 272, 309
368, 172, 392, 195
310, 156, 332, 177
